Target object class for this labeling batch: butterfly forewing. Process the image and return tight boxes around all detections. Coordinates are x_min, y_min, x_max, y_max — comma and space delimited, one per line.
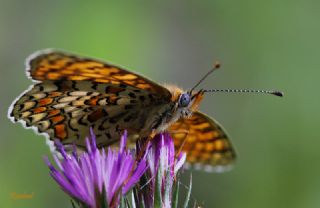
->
169, 111, 236, 172
27, 49, 171, 99
10, 50, 172, 147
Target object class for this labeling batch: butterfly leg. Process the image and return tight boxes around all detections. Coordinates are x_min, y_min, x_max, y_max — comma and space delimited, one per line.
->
136, 130, 156, 161
171, 130, 190, 158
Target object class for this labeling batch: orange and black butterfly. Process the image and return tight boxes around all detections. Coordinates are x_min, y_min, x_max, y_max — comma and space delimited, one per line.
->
8, 49, 283, 172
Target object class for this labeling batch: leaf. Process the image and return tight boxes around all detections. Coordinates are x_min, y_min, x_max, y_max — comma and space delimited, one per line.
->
100, 186, 109, 208
163, 170, 172, 207
119, 194, 125, 208
183, 174, 192, 208
70, 199, 77, 208
154, 164, 163, 208
172, 180, 180, 208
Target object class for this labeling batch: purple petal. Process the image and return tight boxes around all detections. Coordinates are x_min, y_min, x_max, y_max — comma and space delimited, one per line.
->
123, 160, 148, 193
54, 139, 68, 159
174, 152, 187, 174
44, 128, 149, 207
119, 130, 127, 154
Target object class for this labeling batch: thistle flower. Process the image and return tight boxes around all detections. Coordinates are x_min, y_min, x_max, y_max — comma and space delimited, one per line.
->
44, 130, 193, 208
44, 129, 147, 208
134, 133, 188, 208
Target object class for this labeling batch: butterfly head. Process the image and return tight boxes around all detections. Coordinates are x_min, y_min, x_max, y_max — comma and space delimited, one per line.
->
164, 85, 204, 118
178, 93, 190, 108
178, 90, 204, 118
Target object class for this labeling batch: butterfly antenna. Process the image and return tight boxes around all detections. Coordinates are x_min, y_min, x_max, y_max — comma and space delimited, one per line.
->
203, 89, 284, 97
190, 62, 220, 93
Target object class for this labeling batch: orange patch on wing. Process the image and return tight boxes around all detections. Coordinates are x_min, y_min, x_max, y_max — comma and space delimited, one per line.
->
78, 69, 95, 74
61, 70, 75, 75
38, 98, 53, 106
50, 115, 65, 123
81, 73, 104, 78
49, 92, 62, 97
35, 66, 49, 73
195, 143, 204, 151
54, 124, 67, 139
198, 132, 217, 141
89, 97, 98, 106
108, 95, 118, 104
47, 72, 61, 79
205, 143, 215, 152
113, 74, 137, 80
72, 62, 104, 69
123, 80, 135, 85
193, 122, 210, 129
55, 58, 70, 67
33, 107, 47, 113
48, 109, 60, 116
100, 67, 119, 75
35, 71, 45, 76
68, 75, 87, 81
214, 139, 225, 151
136, 83, 150, 89
94, 79, 109, 83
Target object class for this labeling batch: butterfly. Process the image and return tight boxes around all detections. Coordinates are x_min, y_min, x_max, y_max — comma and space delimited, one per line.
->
8, 49, 238, 172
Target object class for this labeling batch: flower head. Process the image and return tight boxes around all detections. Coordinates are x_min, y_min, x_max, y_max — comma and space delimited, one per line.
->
44, 129, 147, 208
138, 133, 187, 208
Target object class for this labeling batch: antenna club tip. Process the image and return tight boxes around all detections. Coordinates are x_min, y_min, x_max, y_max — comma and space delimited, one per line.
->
213, 61, 221, 69
272, 91, 284, 97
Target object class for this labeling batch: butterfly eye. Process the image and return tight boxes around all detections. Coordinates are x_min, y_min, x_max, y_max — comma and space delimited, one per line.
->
178, 93, 191, 107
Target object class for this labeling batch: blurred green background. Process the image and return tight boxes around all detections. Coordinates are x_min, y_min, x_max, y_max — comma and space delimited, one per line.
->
1, 1, 319, 207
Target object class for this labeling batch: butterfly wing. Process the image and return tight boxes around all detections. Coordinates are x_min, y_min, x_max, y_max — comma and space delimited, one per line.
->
9, 50, 173, 148
27, 49, 171, 99
168, 111, 236, 172
9, 80, 163, 148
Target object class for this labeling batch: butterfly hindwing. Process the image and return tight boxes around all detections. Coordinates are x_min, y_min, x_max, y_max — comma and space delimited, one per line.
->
169, 111, 236, 172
